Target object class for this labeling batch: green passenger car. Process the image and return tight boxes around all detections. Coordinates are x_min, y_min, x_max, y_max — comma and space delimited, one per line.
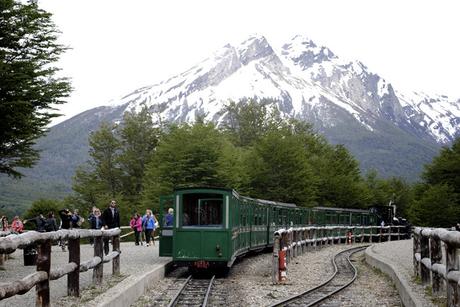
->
161, 187, 297, 269
159, 187, 380, 271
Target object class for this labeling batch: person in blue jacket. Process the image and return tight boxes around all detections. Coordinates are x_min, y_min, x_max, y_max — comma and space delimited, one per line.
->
165, 208, 174, 227
142, 209, 158, 246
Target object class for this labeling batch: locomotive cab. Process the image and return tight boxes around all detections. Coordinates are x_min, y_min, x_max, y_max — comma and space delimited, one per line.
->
172, 188, 231, 270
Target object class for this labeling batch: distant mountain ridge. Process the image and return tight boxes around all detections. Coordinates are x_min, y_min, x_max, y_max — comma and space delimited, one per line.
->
116, 35, 459, 144
1, 34, 458, 214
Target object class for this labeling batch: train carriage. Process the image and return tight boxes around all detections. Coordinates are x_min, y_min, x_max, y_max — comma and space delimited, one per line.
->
159, 187, 382, 271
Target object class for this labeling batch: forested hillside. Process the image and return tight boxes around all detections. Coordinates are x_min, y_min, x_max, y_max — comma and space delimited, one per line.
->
0, 105, 127, 216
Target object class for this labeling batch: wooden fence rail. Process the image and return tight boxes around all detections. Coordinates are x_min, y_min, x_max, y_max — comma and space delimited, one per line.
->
413, 227, 460, 307
0, 228, 121, 307
272, 225, 408, 283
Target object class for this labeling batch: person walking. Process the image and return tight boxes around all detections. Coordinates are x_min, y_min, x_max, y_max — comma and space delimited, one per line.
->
89, 208, 104, 230
24, 214, 46, 232
11, 216, 24, 233
58, 208, 72, 251
59, 209, 72, 230
88, 208, 103, 245
71, 209, 84, 228
130, 213, 143, 245
142, 209, 158, 247
44, 212, 58, 232
1, 216, 9, 231
88, 206, 97, 223
102, 200, 120, 255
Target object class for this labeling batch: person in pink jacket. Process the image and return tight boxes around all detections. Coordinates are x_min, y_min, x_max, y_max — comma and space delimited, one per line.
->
11, 216, 24, 233
130, 213, 143, 246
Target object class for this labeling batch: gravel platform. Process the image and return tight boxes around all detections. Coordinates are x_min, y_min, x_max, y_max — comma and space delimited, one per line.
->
0, 241, 162, 307
135, 243, 402, 306
366, 240, 436, 307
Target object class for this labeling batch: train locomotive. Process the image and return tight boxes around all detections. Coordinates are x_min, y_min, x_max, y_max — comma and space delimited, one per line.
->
158, 187, 385, 271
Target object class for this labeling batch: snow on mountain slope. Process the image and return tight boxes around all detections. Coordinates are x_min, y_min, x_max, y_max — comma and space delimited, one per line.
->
280, 35, 459, 142
112, 34, 458, 144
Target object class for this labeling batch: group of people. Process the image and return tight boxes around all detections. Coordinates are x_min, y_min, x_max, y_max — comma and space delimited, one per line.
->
1, 215, 24, 233
130, 209, 164, 246
129, 208, 174, 246
2, 200, 174, 252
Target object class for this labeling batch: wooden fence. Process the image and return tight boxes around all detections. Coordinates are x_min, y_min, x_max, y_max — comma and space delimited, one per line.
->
413, 227, 460, 307
0, 228, 121, 307
272, 225, 408, 283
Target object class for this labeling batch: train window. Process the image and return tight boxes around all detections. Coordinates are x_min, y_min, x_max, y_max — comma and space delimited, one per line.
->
182, 193, 223, 227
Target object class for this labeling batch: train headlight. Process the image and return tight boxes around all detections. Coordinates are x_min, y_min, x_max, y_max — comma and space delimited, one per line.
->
216, 244, 222, 257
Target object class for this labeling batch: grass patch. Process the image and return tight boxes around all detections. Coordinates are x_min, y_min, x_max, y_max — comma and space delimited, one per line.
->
425, 285, 447, 306
412, 275, 422, 285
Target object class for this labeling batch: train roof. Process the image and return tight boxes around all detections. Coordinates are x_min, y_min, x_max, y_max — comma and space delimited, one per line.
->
239, 195, 297, 208
174, 186, 233, 193
313, 206, 370, 213
174, 186, 297, 208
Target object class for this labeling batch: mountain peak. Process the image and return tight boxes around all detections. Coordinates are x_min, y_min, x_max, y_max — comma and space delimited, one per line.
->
237, 35, 274, 65
282, 35, 337, 68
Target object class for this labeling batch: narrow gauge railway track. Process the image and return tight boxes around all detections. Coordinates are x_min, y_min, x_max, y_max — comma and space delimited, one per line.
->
167, 275, 215, 307
270, 245, 369, 307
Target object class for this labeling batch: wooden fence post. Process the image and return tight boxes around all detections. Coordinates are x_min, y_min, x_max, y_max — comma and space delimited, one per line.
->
93, 236, 103, 285
272, 234, 280, 284
430, 235, 443, 296
313, 228, 317, 249
369, 227, 373, 243
420, 234, 430, 285
36, 240, 51, 307
446, 243, 460, 306
112, 235, 120, 275
413, 231, 421, 277
68, 238, 80, 297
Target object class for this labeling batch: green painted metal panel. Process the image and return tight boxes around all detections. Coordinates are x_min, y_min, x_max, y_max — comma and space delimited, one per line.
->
174, 230, 201, 259
174, 230, 229, 261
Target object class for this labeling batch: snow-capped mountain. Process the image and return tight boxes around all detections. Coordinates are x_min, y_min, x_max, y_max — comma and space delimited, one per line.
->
3, 34, 457, 212
113, 34, 459, 144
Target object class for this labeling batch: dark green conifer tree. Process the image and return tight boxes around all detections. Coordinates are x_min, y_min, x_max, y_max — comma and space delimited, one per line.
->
0, 0, 71, 177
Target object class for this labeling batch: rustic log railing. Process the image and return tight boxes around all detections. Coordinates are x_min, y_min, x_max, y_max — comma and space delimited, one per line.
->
0, 228, 121, 307
272, 225, 408, 283
413, 227, 460, 307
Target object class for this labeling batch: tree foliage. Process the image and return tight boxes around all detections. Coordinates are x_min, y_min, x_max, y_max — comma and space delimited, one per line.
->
0, 0, 71, 177
142, 122, 230, 210
409, 183, 459, 227
408, 138, 460, 227
223, 98, 281, 147
70, 98, 430, 224
245, 129, 318, 206
24, 198, 61, 220
423, 138, 460, 194
72, 107, 159, 223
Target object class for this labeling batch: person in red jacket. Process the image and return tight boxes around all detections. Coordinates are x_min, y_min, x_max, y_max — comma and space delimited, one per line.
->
11, 216, 24, 233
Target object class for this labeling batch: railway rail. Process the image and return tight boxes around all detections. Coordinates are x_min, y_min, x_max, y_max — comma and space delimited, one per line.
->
270, 245, 368, 307
167, 275, 215, 307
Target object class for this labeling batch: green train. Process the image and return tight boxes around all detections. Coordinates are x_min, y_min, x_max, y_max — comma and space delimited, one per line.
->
158, 187, 379, 270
